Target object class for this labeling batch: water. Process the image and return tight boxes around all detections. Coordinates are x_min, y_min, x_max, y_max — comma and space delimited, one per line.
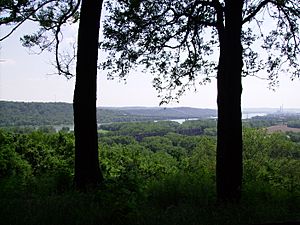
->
168, 118, 200, 124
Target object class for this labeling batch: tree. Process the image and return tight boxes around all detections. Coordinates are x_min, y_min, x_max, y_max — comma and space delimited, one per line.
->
101, 0, 300, 201
1, 0, 105, 189
73, 0, 104, 189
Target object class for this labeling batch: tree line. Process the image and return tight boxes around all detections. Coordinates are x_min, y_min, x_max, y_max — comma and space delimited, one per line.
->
99, 120, 216, 140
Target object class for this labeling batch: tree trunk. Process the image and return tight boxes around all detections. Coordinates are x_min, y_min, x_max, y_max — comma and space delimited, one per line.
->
216, 0, 244, 202
73, 0, 103, 190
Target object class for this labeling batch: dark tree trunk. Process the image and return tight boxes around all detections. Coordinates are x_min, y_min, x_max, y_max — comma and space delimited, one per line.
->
216, 0, 244, 202
73, 0, 103, 190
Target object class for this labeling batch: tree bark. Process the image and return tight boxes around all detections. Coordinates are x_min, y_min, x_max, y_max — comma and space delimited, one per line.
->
73, 0, 103, 190
216, 0, 244, 202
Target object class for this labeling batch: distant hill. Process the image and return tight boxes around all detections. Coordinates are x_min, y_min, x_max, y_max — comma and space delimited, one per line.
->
243, 108, 300, 114
108, 106, 216, 119
0, 101, 73, 126
0, 101, 217, 127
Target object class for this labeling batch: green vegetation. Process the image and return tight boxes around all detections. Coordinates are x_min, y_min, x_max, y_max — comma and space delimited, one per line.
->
0, 101, 74, 126
0, 101, 217, 127
99, 120, 217, 140
0, 101, 131, 126
1, 120, 299, 224
288, 120, 300, 129
3, 0, 300, 204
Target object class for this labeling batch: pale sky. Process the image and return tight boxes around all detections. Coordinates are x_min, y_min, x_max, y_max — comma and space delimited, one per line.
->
0, 20, 299, 109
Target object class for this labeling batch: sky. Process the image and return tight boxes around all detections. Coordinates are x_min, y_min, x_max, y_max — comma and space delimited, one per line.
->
0, 21, 300, 110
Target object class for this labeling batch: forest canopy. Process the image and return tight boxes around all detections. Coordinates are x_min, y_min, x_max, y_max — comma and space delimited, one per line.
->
0, 123, 300, 224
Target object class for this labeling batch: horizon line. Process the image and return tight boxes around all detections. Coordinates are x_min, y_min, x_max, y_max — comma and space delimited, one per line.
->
1, 99, 300, 110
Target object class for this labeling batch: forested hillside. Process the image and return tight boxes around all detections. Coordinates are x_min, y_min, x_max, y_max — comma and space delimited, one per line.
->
0, 101, 74, 126
0, 101, 216, 126
109, 107, 216, 119
1, 122, 299, 224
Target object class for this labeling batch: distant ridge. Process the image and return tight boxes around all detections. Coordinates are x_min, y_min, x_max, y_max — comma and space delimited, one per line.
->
243, 108, 300, 114
107, 106, 216, 119
0, 101, 217, 126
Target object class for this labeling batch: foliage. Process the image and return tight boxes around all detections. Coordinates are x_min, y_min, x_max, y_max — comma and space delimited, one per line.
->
1, 125, 299, 192
243, 128, 300, 193
1, 0, 81, 76
0, 130, 31, 179
99, 119, 218, 140
287, 131, 300, 143
287, 120, 300, 128
0, 124, 300, 224
101, 0, 300, 102
100, 121, 179, 140
243, 114, 300, 128
0, 101, 74, 126
0, 129, 74, 179
243, 118, 281, 128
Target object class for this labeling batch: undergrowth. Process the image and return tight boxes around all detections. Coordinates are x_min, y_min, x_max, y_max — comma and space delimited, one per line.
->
0, 172, 299, 225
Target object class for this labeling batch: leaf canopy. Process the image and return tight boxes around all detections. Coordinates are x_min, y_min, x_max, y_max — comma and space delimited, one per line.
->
0, 0, 80, 77
101, 0, 300, 103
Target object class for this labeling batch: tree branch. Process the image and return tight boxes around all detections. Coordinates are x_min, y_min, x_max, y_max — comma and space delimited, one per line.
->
54, 0, 81, 77
0, 18, 28, 41
242, 0, 271, 24
212, 0, 224, 32
0, 0, 57, 41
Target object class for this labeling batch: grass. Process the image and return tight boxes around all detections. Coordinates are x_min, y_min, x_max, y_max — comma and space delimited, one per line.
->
0, 173, 299, 225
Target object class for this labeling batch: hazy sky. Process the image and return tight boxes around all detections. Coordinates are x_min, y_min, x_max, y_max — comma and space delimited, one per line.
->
1, 21, 299, 109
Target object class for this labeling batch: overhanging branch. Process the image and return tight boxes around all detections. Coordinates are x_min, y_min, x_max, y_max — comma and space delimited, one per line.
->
242, 0, 271, 24
0, 0, 57, 41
